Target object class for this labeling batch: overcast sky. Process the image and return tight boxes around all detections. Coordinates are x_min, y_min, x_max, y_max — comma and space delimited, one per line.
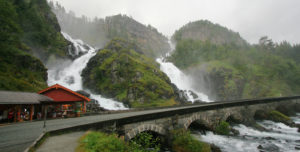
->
52, 0, 300, 44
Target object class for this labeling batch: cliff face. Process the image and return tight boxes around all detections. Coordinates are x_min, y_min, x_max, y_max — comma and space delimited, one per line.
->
82, 39, 181, 108
51, 3, 170, 58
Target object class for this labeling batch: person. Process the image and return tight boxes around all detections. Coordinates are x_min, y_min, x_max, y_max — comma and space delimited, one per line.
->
62, 110, 67, 118
8, 110, 14, 122
53, 111, 56, 118
37, 112, 41, 120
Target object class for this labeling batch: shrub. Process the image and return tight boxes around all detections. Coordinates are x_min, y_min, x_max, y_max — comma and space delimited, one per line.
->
79, 131, 161, 152
269, 110, 291, 123
80, 132, 127, 152
215, 121, 230, 135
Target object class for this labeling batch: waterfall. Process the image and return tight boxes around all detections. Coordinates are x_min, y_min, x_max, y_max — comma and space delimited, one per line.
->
47, 32, 127, 110
156, 40, 211, 102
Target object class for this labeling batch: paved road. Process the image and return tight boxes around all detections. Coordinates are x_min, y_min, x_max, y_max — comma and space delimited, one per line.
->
0, 96, 299, 152
36, 131, 85, 152
0, 104, 202, 152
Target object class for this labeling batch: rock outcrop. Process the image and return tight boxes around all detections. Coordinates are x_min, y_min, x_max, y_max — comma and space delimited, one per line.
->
82, 38, 183, 108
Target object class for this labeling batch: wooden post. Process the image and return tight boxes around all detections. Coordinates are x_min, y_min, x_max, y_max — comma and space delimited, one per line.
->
14, 106, 17, 122
29, 105, 34, 121
17, 105, 21, 122
83, 101, 86, 113
43, 104, 48, 132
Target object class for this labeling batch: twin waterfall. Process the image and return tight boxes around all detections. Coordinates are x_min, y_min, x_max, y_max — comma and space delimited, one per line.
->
47, 33, 211, 110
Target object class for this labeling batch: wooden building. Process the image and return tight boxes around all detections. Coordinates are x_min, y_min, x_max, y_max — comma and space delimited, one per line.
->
38, 84, 91, 117
0, 91, 53, 123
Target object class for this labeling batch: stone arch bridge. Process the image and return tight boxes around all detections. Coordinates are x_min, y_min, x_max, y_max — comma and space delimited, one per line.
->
116, 96, 300, 140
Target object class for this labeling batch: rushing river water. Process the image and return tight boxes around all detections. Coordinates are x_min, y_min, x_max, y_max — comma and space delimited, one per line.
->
193, 113, 300, 152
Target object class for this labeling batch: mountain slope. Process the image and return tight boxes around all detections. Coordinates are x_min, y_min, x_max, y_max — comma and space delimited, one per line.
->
0, 0, 48, 91
13, 0, 70, 63
172, 20, 248, 47
169, 21, 300, 101
51, 3, 170, 58
82, 39, 182, 108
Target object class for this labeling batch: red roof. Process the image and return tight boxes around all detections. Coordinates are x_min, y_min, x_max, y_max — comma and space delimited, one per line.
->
38, 84, 91, 102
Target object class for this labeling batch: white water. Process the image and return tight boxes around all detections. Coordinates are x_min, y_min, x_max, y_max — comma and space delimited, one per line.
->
194, 114, 300, 152
156, 41, 211, 102
47, 32, 127, 110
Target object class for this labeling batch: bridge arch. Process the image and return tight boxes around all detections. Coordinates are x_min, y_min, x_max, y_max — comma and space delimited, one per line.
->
183, 114, 202, 129
125, 124, 167, 141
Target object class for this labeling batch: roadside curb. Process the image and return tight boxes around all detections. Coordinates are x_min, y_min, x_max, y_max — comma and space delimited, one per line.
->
24, 132, 47, 152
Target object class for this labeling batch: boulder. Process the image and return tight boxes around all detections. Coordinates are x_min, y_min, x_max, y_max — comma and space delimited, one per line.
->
257, 143, 279, 152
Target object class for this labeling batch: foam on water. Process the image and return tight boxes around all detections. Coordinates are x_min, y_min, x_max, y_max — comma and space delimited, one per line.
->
47, 32, 127, 110
195, 113, 300, 152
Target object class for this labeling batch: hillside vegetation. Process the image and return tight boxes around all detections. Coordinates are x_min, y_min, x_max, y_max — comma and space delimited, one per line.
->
172, 20, 248, 47
169, 21, 300, 101
12, 0, 70, 63
51, 2, 170, 58
0, 0, 49, 91
82, 39, 181, 108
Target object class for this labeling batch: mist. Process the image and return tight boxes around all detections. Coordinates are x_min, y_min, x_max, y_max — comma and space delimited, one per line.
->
51, 0, 300, 44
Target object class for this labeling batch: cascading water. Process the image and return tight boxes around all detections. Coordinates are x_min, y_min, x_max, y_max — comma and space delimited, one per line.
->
156, 40, 211, 102
47, 32, 127, 110
193, 114, 300, 152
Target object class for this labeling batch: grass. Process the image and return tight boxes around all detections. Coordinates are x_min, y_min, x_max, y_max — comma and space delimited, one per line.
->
171, 129, 211, 152
78, 131, 127, 152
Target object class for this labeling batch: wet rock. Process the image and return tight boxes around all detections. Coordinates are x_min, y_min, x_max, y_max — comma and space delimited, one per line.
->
86, 99, 108, 112
257, 143, 279, 152
64, 76, 74, 85
257, 145, 263, 149
230, 128, 240, 136
193, 100, 206, 104
189, 90, 198, 99
76, 90, 91, 98
263, 136, 276, 140
295, 124, 300, 132
210, 144, 222, 152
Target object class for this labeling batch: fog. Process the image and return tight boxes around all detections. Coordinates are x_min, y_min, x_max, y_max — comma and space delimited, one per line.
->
51, 0, 300, 44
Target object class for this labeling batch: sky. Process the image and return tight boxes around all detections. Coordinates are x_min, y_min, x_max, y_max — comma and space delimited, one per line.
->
52, 0, 300, 44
